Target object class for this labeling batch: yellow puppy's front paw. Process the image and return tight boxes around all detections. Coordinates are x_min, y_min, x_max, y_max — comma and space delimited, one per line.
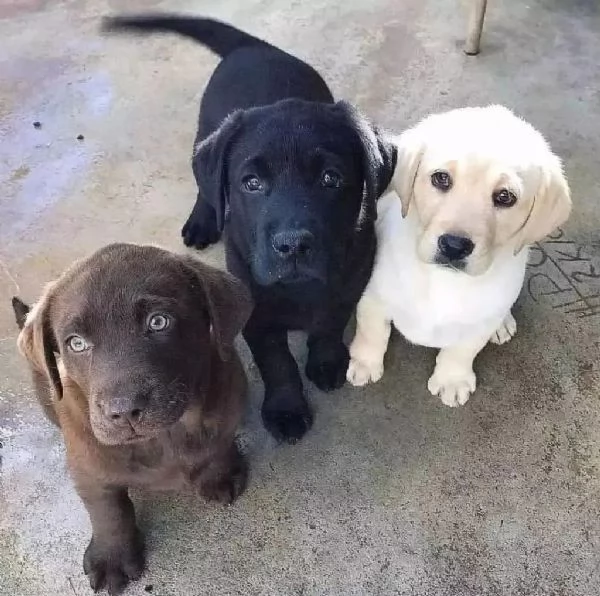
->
490, 312, 517, 345
346, 357, 383, 387
427, 365, 476, 407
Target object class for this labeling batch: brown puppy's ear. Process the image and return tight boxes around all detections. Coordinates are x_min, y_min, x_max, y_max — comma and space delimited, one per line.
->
11, 296, 30, 330
514, 156, 572, 253
334, 101, 398, 213
192, 110, 244, 233
391, 125, 425, 217
15, 283, 63, 400
182, 256, 253, 360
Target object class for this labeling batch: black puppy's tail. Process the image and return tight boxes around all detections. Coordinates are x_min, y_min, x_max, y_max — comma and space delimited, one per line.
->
12, 296, 30, 330
101, 13, 270, 58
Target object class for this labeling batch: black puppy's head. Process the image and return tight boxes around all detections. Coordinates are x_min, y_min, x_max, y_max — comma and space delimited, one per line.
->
194, 99, 396, 286
15, 244, 252, 445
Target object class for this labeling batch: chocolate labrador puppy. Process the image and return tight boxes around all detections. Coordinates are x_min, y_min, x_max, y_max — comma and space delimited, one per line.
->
102, 15, 397, 443
12, 243, 252, 595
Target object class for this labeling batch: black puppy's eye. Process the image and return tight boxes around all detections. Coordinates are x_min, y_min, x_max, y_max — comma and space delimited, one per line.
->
242, 175, 263, 193
493, 188, 517, 208
67, 335, 89, 353
148, 313, 170, 332
320, 170, 342, 188
431, 170, 452, 191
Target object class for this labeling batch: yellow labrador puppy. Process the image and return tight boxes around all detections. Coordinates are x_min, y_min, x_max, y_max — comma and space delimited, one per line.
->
347, 106, 571, 406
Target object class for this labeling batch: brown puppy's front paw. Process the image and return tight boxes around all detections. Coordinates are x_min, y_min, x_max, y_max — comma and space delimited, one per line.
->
201, 449, 248, 505
83, 532, 145, 595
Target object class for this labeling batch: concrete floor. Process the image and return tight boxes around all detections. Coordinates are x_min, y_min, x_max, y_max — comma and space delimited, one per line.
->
1, 0, 599, 594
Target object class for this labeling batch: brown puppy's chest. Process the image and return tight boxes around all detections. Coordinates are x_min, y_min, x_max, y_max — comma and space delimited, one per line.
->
63, 413, 220, 492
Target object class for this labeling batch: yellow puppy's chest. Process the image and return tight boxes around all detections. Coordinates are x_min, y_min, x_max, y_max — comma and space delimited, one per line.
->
387, 269, 515, 348
372, 197, 528, 349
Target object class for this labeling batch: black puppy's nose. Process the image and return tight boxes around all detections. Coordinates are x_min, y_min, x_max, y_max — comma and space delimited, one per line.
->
438, 234, 475, 261
272, 230, 315, 258
102, 392, 148, 425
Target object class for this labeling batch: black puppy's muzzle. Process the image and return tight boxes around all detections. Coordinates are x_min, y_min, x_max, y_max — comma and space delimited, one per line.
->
268, 227, 326, 284
435, 233, 474, 268
272, 229, 315, 259
251, 212, 328, 286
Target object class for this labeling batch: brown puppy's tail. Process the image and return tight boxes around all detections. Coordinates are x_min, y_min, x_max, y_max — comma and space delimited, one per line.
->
101, 13, 272, 59
12, 296, 30, 330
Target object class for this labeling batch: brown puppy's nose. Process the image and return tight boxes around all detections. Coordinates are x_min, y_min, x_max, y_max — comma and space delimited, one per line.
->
272, 229, 315, 259
438, 234, 474, 261
102, 392, 148, 425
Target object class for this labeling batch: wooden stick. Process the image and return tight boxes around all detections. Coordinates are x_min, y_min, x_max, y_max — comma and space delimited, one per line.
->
464, 0, 488, 55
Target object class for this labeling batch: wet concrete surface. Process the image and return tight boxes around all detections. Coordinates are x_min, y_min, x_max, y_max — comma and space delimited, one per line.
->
1, 0, 599, 594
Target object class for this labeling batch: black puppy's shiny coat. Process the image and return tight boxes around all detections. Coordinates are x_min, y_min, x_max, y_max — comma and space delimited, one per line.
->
103, 15, 397, 442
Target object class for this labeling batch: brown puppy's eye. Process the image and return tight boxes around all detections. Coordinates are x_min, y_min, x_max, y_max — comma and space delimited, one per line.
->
431, 171, 452, 191
320, 170, 342, 188
148, 313, 170, 332
67, 335, 88, 353
493, 189, 517, 208
242, 175, 263, 193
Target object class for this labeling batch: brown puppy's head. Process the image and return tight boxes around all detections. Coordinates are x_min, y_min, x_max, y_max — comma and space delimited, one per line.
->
16, 243, 252, 445
391, 106, 572, 275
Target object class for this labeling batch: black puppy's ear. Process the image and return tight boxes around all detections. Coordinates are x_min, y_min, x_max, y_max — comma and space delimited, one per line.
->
182, 256, 253, 361
192, 111, 244, 233
15, 285, 63, 400
334, 100, 397, 206
374, 127, 398, 197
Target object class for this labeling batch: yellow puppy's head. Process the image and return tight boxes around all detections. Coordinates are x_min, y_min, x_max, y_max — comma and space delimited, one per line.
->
391, 105, 572, 275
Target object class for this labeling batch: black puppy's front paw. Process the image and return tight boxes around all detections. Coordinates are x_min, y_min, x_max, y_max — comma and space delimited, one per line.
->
181, 211, 220, 249
262, 388, 313, 444
306, 341, 350, 392
83, 533, 144, 595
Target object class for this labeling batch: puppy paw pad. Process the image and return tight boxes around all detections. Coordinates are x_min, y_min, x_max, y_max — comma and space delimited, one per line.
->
203, 472, 247, 505
490, 313, 517, 345
262, 406, 313, 444
428, 369, 476, 407
83, 536, 144, 596
305, 344, 349, 392
346, 358, 383, 386
181, 219, 220, 250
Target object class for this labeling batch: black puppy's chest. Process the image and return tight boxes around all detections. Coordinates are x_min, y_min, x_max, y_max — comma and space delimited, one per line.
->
251, 280, 331, 330
249, 231, 376, 325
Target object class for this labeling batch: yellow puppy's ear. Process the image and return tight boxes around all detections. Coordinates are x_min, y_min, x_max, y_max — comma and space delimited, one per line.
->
515, 155, 572, 253
391, 126, 425, 217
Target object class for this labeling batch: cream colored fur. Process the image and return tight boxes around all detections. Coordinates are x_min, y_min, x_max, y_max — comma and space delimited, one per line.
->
347, 105, 571, 407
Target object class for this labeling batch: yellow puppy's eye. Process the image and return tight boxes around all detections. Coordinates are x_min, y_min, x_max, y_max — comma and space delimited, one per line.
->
431, 171, 452, 191
493, 189, 517, 207
67, 335, 88, 352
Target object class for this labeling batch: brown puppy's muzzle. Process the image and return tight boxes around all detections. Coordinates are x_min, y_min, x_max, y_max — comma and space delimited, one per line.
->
98, 387, 150, 426
89, 374, 191, 445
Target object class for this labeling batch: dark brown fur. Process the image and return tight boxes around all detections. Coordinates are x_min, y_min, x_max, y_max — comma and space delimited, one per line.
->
12, 243, 252, 595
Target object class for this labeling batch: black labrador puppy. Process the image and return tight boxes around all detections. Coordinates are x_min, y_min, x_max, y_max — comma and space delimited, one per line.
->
103, 14, 397, 442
